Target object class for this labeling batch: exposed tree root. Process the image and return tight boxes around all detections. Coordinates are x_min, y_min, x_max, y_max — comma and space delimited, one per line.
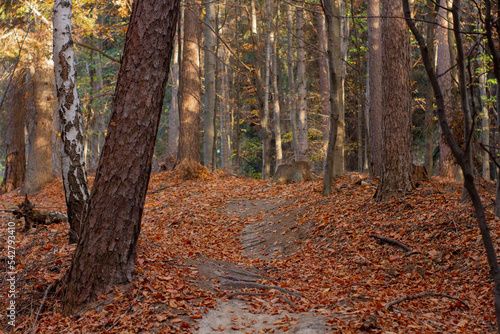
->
385, 292, 470, 311
370, 234, 412, 254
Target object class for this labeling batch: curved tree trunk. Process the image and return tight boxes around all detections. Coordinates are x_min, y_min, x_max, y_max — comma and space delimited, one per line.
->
375, 0, 413, 200
1, 70, 27, 194
53, 0, 90, 244
177, 2, 201, 163
62, 0, 180, 314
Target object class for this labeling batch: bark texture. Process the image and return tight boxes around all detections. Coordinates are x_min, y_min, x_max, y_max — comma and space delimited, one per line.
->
286, 5, 298, 160
367, 0, 382, 178
322, 0, 341, 196
375, 0, 413, 200
178, 3, 201, 163
63, 0, 180, 314
203, 0, 216, 169
53, 0, 91, 243
24, 50, 55, 194
1, 70, 27, 194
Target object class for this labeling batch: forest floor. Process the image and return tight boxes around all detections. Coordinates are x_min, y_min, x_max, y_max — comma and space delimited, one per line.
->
0, 170, 499, 333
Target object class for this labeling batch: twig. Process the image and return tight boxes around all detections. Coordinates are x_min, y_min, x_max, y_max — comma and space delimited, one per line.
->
31, 283, 53, 332
385, 292, 470, 311
370, 234, 412, 254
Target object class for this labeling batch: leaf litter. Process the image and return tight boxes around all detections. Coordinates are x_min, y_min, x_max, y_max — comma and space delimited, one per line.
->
0, 171, 498, 333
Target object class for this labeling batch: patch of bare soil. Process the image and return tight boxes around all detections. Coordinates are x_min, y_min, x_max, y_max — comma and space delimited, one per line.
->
189, 197, 336, 333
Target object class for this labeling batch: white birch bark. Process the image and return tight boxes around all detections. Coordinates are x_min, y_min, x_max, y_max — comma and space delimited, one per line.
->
53, 0, 90, 243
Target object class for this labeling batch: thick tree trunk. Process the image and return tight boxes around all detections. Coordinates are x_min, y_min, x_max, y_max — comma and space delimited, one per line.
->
177, 3, 201, 163
367, 0, 383, 178
1, 70, 27, 194
286, 5, 298, 160
203, 0, 217, 169
437, 0, 456, 178
24, 50, 55, 194
296, 5, 308, 162
53, 0, 91, 244
375, 0, 413, 200
62, 0, 180, 314
322, 0, 341, 196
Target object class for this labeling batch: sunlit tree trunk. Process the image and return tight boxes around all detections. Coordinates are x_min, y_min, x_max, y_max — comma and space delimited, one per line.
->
220, 46, 232, 172
63, 0, 180, 314
367, 0, 383, 178
203, 0, 217, 169
178, 2, 201, 163
316, 12, 330, 152
1, 70, 27, 194
375, 0, 413, 200
24, 48, 55, 194
296, 4, 308, 162
53, 0, 91, 243
286, 4, 298, 160
272, 27, 283, 169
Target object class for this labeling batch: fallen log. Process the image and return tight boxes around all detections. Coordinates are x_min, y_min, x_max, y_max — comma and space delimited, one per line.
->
13, 196, 67, 232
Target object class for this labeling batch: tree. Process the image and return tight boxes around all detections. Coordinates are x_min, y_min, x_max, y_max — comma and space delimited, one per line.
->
1, 70, 27, 194
24, 45, 55, 194
203, 0, 217, 169
286, 4, 298, 160
63, 0, 180, 313
271, 17, 283, 169
424, 0, 437, 176
177, 3, 201, 164
367, 0, 382, 178
374, 0, 413, 200
322, 0, 341, 196
296, 4, 308, 162
53, 0, 90, 244
316, 12, 330, 154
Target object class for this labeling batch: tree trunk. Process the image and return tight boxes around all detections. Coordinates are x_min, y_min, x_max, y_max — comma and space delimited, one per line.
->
334, 3, 347, 176
220, 47, 232, 172
177, 2, 201, 163
62, 0, 180, 314
260, 0, 272, 179
296, 5, 308, 162
479, 58, 490, 180
1, 70, 27, 194
24, 49, 55, 194
322, 0, 341, 196
375, 0, 413, 200
167, 22, 180, 168
286, 5, 298, 160
53, 0, 91, 244
437, 0, 456, 178
424, 0, 437, 176
203, 0, 217, 169
316, 12, 330, 150
367, 0, 383, 178
272, 27, 283, 169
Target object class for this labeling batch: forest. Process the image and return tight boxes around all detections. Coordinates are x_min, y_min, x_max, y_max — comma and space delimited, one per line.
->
1, 0, 500, 332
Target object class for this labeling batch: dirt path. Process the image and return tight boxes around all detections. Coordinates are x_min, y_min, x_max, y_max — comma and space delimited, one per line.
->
191, 196, 336, 333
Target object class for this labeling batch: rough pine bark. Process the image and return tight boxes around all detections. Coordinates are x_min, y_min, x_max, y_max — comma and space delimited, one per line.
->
375, 0, 413, 200
53, 0, 90, 243
24, 50, 55, 194
367, 0, 383, 178
296, 5, 308, 162
436, 0, 456, 178
1, 70, 27, 194
203, 0, 216, 169
62, 0, 180, 314
177, 3, 201, 163
322, 0, 341, 196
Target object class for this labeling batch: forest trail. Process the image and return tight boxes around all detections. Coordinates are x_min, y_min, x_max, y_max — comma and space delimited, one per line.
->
0, 171, 498, 333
